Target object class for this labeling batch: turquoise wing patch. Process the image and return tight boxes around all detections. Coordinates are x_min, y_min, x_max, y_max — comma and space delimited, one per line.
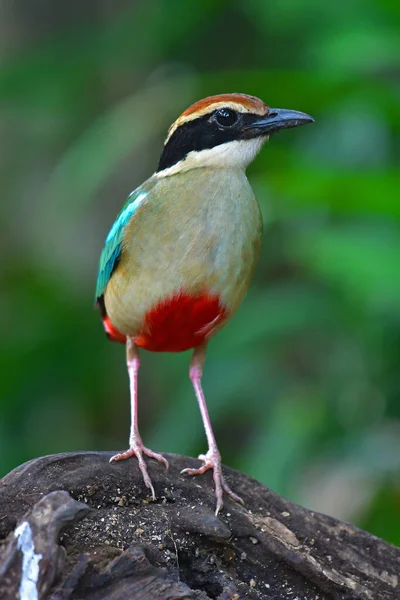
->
95, 187, 148, 301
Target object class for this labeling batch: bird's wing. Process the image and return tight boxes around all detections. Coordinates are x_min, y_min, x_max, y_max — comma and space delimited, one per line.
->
95, 184, 150, 302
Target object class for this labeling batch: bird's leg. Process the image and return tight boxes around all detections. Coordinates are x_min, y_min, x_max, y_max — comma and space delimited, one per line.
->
181, 342, 243, 515
110, 337, 168, 500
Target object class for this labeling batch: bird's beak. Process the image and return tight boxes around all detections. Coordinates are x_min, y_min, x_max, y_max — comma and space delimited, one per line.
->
244, 108, 314, 137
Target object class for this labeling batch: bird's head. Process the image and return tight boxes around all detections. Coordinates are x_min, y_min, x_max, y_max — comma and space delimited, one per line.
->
156, 93, 314, 176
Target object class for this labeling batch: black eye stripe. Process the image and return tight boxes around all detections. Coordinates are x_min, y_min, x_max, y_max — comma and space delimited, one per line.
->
157, 110, 262, 172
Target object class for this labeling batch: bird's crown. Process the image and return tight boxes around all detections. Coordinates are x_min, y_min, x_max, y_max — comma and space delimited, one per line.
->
157, 93, 313, 175
166, 93, 268, 142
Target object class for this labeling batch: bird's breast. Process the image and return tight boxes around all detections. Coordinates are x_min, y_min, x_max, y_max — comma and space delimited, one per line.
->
104, 168, 262, 350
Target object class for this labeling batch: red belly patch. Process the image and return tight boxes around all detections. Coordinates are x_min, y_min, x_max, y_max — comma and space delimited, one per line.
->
102, 292, 226, 352
136, 292, 226, 352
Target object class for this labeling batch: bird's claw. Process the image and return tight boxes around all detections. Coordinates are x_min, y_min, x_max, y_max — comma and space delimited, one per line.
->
181, 450, 243, 515
110, 444, 168, 501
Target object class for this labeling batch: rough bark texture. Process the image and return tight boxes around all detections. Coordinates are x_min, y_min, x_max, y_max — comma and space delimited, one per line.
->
0, 451, 398, 599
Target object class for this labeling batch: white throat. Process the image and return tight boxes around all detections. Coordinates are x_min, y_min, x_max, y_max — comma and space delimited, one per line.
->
156, 137, 267, 178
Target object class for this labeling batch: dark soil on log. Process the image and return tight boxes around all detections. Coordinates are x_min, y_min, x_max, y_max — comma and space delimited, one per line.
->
0, 452, 399, 599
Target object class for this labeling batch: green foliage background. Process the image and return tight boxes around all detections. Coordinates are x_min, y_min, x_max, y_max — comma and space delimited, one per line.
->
1, 0, 399, 544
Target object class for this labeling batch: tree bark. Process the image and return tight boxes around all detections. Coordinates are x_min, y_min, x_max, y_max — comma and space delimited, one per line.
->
0, 451, 398, 599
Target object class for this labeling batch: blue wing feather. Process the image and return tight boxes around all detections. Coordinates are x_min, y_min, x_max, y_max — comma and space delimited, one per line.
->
95, 186, 148, 301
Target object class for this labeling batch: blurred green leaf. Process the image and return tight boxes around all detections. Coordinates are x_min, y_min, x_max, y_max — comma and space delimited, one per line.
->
295, 224, 400, 312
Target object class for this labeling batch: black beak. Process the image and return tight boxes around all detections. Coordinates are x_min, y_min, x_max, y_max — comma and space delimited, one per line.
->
244, 108, 314, 137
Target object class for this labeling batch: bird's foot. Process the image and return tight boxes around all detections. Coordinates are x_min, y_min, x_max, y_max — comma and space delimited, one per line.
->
110, 443, 169, 501
181, 449, 243, 515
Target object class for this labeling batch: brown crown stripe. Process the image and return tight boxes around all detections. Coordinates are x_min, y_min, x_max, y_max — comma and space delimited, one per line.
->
182, 94, 268, 118
165, 93, 269, 144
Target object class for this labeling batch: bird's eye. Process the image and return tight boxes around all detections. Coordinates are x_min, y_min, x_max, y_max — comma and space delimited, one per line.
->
215, 108, 238, 127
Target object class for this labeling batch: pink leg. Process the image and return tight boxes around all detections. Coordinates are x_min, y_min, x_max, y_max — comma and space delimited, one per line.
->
181, 342, 243, 515
110, 337, 168, 500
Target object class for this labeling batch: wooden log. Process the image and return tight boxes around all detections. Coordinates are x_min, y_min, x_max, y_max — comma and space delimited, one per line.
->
0, 451, 399, 599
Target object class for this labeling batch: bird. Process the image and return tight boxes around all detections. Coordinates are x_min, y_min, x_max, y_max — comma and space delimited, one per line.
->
95, 93, 314, 515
